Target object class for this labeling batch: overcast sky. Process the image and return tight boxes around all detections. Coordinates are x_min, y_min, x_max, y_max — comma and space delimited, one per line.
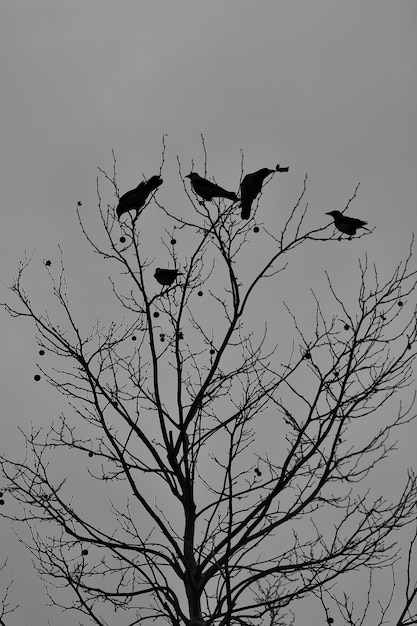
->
1, 2, 416, 624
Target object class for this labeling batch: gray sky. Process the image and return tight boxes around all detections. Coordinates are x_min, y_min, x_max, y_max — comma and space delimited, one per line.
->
1, 1, 416, 624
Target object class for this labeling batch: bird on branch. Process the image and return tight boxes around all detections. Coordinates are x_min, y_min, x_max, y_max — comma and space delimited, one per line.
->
240, 168, 275, 219
116, 175, 163, 218
186, 172, 238, 203
326, 210, 370, 240
154, 268, 183, 286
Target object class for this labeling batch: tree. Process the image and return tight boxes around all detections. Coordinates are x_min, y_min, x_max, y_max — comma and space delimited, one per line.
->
1, 141, 417, 626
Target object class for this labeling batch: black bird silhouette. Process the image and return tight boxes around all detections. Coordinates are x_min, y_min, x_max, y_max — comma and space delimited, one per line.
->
186, 172, 238, 202
326, 210, 370, 239
276, 164, 289, 172
154, 268, 183, 286
116, 175, 163, 218
240, 168, 275, 219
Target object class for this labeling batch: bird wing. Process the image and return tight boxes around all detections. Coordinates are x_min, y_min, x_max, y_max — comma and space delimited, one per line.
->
202, 178, 235, 196
353, 218, 368, 228
240, 171, 266, 200
341, 216, 368, 228
240, 173, 259, 198
191, 176, 237, 201
117, 187, 146, 217
117, 177, 162, 217
240, 172, 267, 219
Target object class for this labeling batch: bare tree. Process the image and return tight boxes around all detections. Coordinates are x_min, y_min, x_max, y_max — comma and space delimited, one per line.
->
1, 142, 417, 626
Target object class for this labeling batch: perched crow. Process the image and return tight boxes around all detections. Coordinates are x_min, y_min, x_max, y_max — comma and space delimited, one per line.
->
154, 268, 183, 286
326, 210, 370, 239
116, 175, 163, 218
240, 168, 275, 220
276, 164, 289, 172
186, 172, 238, 202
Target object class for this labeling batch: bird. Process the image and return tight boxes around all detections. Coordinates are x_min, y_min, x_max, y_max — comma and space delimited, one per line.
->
326, 210, 370, 239
154, 268, 183, 286
185, 172, 238, 203
276, 164, 289, 172
240, 168, 275, 219
116, 175, 163, 218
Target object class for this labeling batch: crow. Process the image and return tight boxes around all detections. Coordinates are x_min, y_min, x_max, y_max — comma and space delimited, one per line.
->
186, 172, 238, 202
276, 164, 289, 172
154, 268, 183, 286
116, 175, 163, 218
240, 168, 275, 219
326, 210, 370, 239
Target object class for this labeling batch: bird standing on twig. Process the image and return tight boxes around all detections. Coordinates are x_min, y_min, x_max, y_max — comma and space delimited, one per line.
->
154, 268, 183, 286
186, 172, 238, 203
117, 175, 163, 218
326, 210, 370, 240
240, 168, 275, 220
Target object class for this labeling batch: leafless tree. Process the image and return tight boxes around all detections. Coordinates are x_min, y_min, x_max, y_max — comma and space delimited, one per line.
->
1, 141, 417, 626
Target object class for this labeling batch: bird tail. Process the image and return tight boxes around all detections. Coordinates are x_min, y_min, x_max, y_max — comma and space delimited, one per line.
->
240, 201, 251, 220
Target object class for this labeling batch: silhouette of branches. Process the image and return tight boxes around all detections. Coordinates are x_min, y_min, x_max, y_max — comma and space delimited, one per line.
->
1, 142, 416, 626
0, 559, 17, 626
